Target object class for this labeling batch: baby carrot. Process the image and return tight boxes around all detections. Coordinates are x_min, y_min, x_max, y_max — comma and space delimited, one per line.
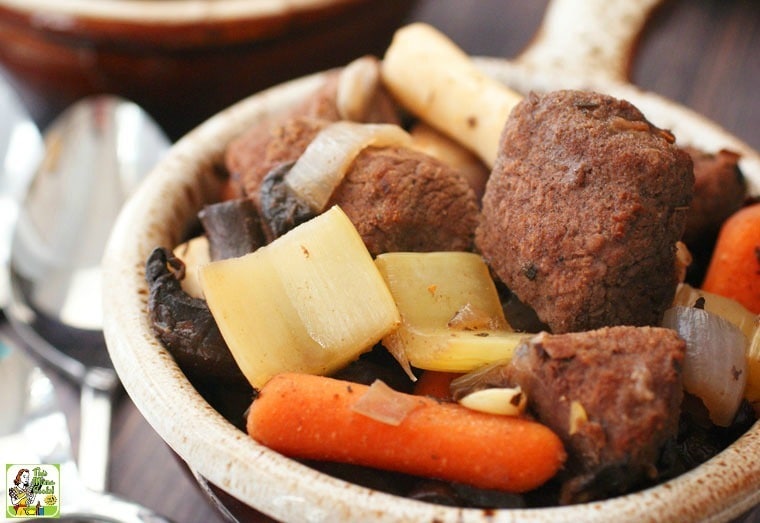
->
413, 370, 461, 401
248, 373, 566, 493
702, 203, 760, 314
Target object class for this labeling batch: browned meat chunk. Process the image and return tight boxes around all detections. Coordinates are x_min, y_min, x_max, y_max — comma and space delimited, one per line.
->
476, 90, 694, 333
226, 62, 401, 201
682, 147, 746, 245
680, 147, 747, 283
506, 326, 686, 504
227, 117, 331, 203
330, 146, 480, 255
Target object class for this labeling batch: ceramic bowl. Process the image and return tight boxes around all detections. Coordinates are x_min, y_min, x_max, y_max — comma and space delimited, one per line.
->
0, 0, 413, 140
102, 1, 760, 521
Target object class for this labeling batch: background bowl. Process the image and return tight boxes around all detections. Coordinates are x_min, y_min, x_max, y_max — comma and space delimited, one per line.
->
0, 0, 413, 141
102, 1, 760, 521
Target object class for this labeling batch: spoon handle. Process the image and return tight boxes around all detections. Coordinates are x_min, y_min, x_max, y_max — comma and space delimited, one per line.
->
78, 367, 118, 493
65, 490, 176, 523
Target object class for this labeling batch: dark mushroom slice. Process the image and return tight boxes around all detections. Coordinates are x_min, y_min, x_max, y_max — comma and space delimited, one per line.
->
145, 246, 247, 387
198, 198, 267, 260
258, 161, 317, 242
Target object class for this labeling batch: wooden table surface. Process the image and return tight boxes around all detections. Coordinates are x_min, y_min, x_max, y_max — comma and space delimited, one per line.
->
11, 1, 760, 522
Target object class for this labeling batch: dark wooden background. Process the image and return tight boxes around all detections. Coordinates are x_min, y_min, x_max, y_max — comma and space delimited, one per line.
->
32, 0, 760, 522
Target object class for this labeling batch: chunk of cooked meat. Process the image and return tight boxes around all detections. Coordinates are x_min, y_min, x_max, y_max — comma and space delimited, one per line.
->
241, 122, 480, 255
226, 60, 401, 201
476, 90, 694, 333
227, 116, 331, 204
330, 145, 480, 256
680, 147, 747, 283
682, 148, 746, 245
506, 326, 686, 504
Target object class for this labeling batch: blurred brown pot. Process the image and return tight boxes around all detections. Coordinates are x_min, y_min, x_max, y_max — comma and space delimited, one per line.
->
0, 0, 413, 140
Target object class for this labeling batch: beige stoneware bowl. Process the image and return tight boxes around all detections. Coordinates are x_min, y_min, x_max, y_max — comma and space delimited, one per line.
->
102, 1, 760, 521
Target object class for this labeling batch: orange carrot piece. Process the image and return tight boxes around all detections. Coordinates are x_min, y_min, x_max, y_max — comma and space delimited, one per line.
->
413, 370, 461, 401
702, 203, 760, 314
248, 373, 566, 493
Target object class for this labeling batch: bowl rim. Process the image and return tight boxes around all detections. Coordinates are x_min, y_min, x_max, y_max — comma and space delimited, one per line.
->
0, 0, 365, 24
102, 60, 760, 523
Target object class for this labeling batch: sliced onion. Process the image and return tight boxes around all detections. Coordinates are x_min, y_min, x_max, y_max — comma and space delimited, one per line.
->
381, 329, 417, 382
672, 283, 757, 340
351, 379, 424, 426
447, 302, 505, 331
662, 305, 748, 426
284, 121, 412, 212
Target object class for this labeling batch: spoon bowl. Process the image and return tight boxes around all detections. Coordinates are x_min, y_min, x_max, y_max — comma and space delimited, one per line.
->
5, 95, 170, 499
0, 72, 42, 309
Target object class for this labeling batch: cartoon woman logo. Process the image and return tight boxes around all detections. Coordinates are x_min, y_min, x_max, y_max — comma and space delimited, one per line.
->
8, 468, 40, 516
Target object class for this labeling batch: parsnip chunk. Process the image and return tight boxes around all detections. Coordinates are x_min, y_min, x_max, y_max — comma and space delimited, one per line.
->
173, 235, 210, 299
376, 252, 528, 373
200, 206, 400, 388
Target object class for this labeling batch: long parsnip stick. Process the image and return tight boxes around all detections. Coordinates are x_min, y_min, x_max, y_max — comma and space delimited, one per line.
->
381, 23, 523, 167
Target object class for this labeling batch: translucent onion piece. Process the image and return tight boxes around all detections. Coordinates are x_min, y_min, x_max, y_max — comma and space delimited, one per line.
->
458, 386, 526, 416
382, 329, 417, 382
285, 121, 412, 212
663, 306, 748, 426
449, 359, 511, 401
673, 283, 756, 340
351, 379, 424, 426
448, 302, 502, 331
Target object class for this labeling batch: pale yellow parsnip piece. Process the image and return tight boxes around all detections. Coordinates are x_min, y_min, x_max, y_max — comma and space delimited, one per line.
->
377, 252, 509, 330
381, 23, 523, 167
269, 206, 400, 349
385, 329, 528, 373
200, 206, 401, 388
172, 235, 210, 299
376, 252, 528, 373
201, 249, 314, 388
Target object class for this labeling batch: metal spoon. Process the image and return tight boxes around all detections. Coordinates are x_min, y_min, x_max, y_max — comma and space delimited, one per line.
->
0, 72, 43, 310
5, 95, 171, 497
